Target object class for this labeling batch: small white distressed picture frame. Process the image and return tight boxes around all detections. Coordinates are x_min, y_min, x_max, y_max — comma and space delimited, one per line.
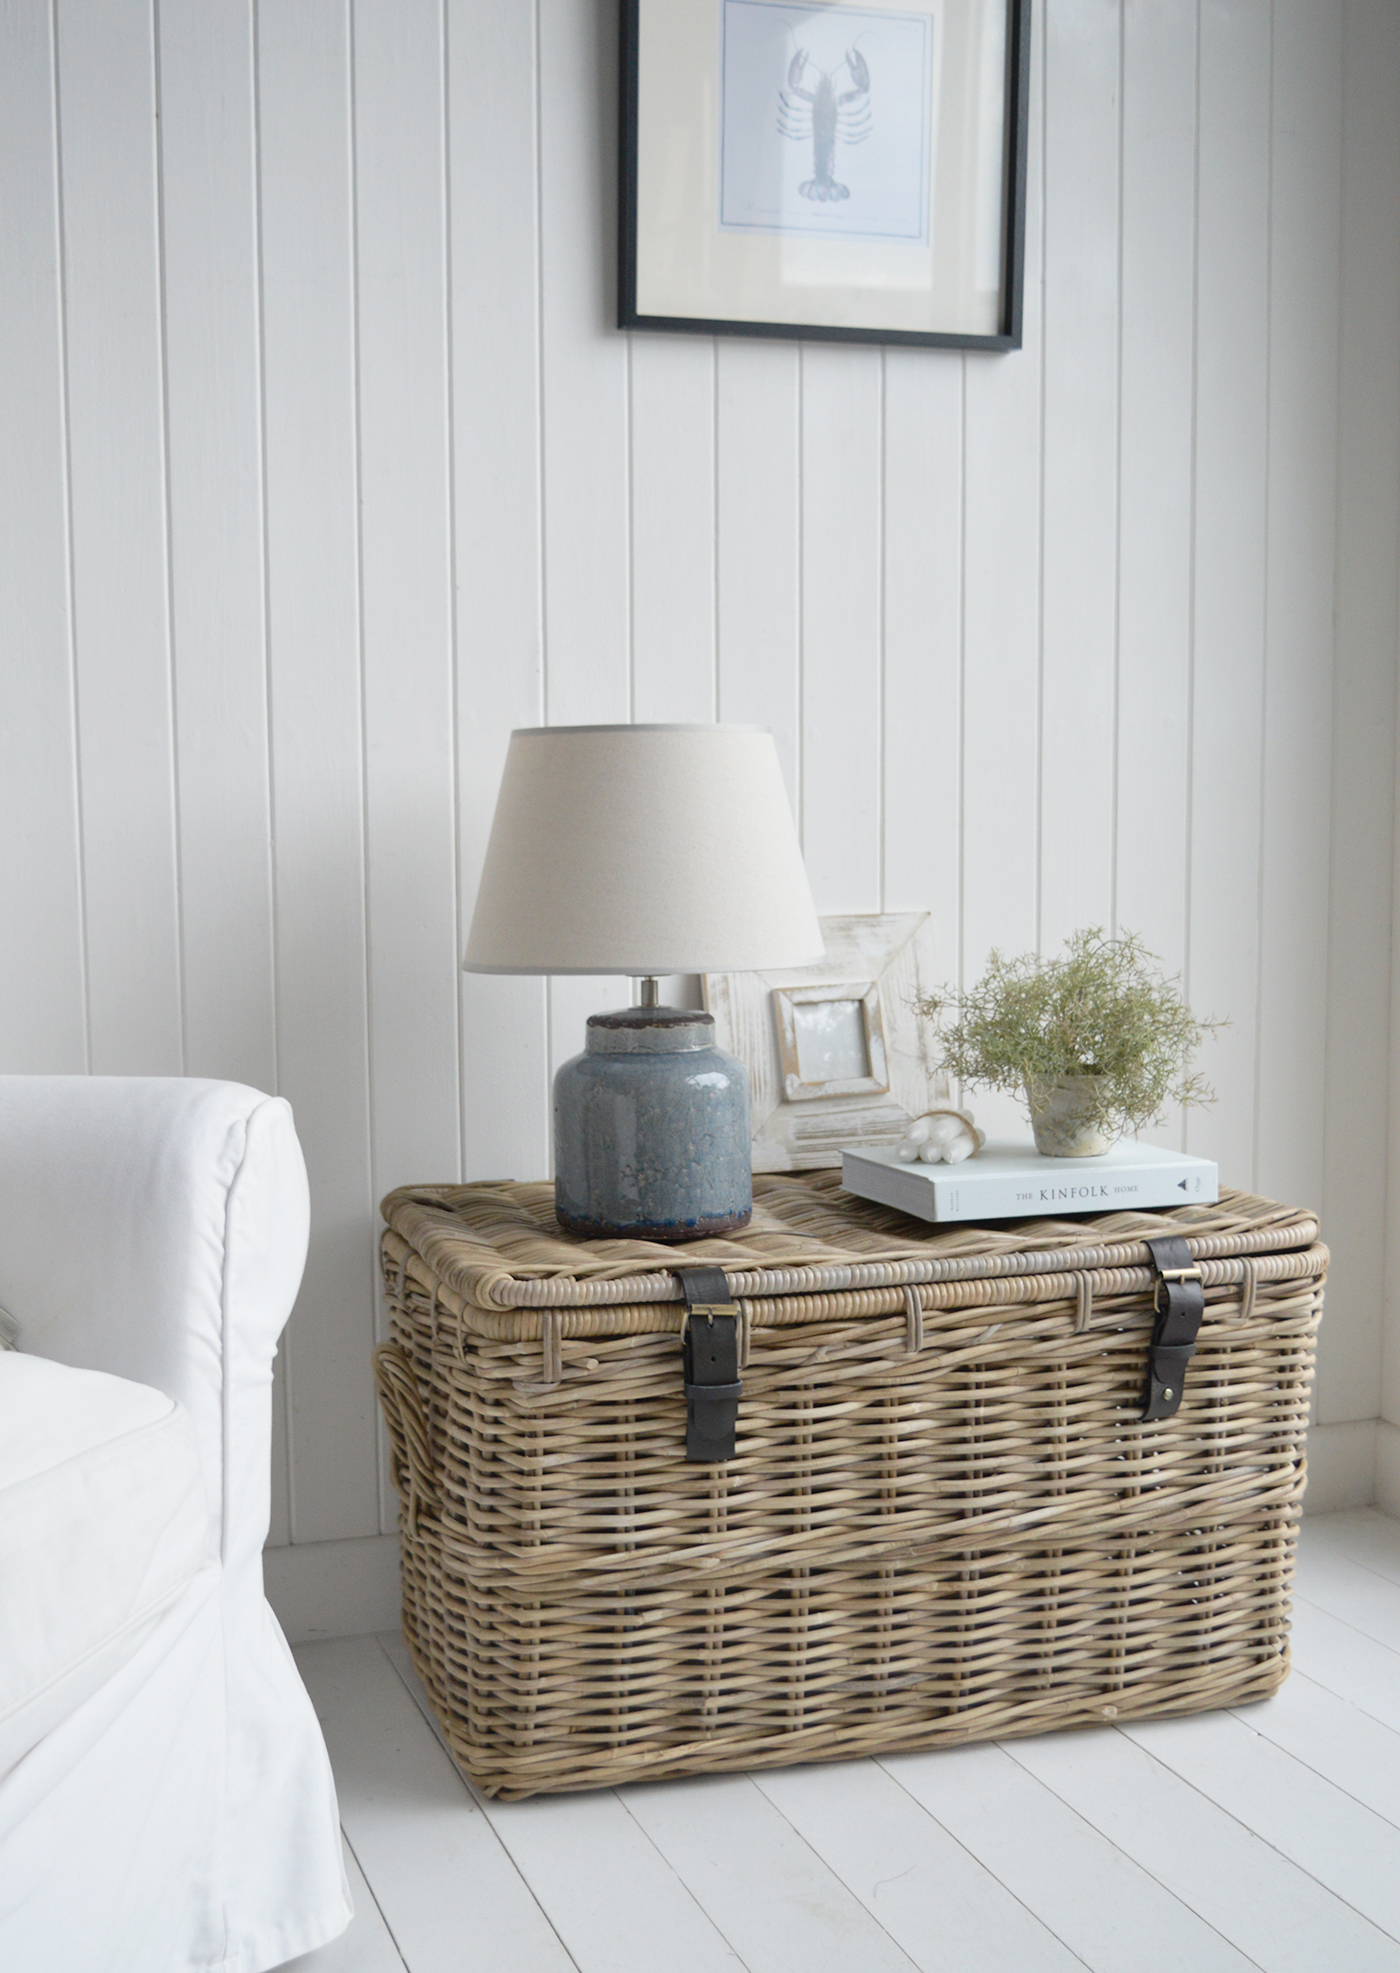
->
773, 982, 889, 1101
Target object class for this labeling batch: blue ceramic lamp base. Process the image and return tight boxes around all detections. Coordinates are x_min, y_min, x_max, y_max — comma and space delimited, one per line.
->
553, 1003, 752, 1242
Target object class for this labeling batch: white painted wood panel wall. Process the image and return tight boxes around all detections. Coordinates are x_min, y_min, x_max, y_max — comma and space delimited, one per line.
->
2, 0, 1397, 1570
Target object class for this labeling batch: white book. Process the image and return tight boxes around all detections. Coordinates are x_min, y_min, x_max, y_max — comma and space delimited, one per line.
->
841, 1139, 1219, 1223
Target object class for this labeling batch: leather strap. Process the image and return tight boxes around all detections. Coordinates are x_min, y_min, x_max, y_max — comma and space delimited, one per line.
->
1142, 1234, 1205, 1423
679, 1266, 741, 1462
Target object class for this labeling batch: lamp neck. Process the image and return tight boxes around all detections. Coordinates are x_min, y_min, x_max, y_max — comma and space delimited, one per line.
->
638, 975, 661, 1008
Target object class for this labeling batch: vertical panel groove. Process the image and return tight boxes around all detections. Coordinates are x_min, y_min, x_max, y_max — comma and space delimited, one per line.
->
958, 352, 967, 1001
347, 0, 387, 1537
1183, 0, 1202, 1061
1323, 3, 1350, 1242
251, 0, 280, 1102
442, 0, 466, 1181
150, 0, 188, 1076
346, 0, 384, 1535
796, 343, 805, 839
534, 0, 553, 1101
711, 340, 720, 722
1111, 0, 1126, 939
1251, 0, 1277, 1189
626, 336, 635, 724
535, 0, 552, 1102
49, 0, 92, 1073
534, 0, 549, 727
877, 348, 887, 915
1392, 0, 1400, 1414
250, 0, 292, 1543
348, 0, 373, 1210
1034, 0, 1048, 956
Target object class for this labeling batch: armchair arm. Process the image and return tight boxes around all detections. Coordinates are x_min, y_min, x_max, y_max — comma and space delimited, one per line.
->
0, 1077, 309, 1565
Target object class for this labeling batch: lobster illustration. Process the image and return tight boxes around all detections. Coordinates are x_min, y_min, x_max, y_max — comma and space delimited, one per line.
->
777, 46, 872, 203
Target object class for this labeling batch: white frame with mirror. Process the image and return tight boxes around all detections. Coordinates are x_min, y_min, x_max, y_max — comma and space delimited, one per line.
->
704, 912, 946, 1170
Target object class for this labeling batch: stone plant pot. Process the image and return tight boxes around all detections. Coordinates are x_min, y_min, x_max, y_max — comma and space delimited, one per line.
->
1025, 1075, 1118, 1158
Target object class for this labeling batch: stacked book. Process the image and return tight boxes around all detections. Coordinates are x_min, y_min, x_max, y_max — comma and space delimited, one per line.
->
841, 1139, 1219, 1224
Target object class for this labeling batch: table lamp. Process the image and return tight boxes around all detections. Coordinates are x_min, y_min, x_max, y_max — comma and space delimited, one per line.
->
463, 724, 824, 1240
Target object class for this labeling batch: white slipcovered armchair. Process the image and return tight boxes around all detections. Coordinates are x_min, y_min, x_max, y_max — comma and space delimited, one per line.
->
0, 1077, 352, 1972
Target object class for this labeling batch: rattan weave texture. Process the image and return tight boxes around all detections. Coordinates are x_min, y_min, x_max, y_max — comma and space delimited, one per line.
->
376, 1173, 1325, 1799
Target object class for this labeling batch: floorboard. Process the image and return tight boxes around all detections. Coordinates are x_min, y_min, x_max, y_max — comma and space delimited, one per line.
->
1301, 1510, 1400, 1587
617, 1769, 925, 1973
754, 1753, 1088, 1973
453, 1780, 750, 1973
1008, 1725, 1400, 1972
1230, 1671, 1400, 1827
881, 1739, 1256, 1973
1296, 1542, 1400, 1652
1123, 1707, 1400, 1939
1286, 1599, 1400, 1734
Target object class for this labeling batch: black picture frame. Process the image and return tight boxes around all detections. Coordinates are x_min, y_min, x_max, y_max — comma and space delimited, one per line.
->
619, 0, 1030, 353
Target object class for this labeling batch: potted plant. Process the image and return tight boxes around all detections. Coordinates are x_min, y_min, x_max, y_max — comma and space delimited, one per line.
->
915, 928, 1221, 1157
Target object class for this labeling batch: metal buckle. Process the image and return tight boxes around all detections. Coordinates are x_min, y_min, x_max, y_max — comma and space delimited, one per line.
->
1154, 1265, 1203, 1312
679, 1300, 739, 1336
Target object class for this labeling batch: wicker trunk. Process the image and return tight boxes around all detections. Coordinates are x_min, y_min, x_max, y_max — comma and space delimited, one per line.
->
374, 1172, 1325, 1801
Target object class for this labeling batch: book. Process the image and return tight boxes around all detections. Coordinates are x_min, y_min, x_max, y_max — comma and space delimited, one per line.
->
841, 1138, 1219, 1224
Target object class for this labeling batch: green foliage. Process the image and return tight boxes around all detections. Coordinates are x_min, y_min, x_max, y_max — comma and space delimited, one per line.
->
916, 928, 1223, 1137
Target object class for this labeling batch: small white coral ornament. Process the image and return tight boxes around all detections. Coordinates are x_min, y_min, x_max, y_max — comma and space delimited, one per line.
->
895, 1106, 984, 1166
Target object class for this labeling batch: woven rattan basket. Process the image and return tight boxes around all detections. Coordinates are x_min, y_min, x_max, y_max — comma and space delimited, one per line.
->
374, 1172, 1325, 1800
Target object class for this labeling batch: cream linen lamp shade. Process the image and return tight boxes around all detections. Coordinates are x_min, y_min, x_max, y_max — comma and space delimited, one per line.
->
463, 724, 823, 976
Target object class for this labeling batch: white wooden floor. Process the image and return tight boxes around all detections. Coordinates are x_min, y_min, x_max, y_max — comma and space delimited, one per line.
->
280, 1510, 1400, 1973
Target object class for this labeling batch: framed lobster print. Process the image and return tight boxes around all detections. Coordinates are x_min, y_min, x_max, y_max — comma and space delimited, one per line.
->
619, 0, 1030, 351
